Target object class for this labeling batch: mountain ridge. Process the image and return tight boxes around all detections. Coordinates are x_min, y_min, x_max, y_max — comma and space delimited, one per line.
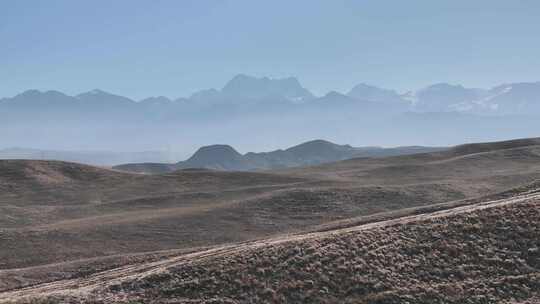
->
3, 76, 540, 115
3, 75, 540, 153
113, 139, 446, 173
116, 137, 540, 174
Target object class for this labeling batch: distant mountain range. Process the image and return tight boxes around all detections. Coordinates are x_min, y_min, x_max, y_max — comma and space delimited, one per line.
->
0, 148, 173, 166
113, 140, 445, 173
2, 75, 540, 116
2, 74, 540, 152
403, 82, 540, 114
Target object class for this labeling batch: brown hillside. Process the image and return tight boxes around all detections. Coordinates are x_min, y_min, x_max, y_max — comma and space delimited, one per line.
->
2, 187, 538, 303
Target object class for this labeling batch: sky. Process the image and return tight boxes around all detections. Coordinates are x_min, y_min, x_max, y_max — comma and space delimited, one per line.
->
1, 0, 540, 100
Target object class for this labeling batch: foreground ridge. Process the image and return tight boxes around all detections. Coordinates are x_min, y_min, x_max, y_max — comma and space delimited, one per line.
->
2, 189, 540, 303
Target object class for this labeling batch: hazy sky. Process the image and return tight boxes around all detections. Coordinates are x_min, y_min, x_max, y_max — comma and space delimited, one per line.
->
1, 0, 539, 99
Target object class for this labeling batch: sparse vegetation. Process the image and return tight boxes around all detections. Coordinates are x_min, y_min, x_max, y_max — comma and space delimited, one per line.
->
6, 197, 537, 303
2, 139, 540, 303
108, 199, 539, 304
2, 142, 540, 272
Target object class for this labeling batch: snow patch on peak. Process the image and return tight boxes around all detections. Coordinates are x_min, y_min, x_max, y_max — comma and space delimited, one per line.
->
501, 86, 513, 94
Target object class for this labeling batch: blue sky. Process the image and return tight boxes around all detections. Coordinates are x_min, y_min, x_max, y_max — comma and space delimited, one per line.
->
1, 0, 539, 99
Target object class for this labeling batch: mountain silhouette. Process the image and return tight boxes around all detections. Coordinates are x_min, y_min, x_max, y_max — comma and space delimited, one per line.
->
114, 140, 444, 173
3, 76, 540, 153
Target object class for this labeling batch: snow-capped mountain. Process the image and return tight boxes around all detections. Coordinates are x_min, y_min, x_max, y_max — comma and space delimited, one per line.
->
481, 82, 540, 114
2, 76, 540, 154
409, 83, 487, 113
395, 82, 540, 115
3, 78, 540, 116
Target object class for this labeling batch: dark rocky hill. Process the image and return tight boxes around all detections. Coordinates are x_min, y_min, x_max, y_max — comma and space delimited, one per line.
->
114, 140, 445, 173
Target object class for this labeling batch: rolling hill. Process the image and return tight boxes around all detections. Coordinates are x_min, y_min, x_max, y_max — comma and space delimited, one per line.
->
113, 140, 445, 173
0, 137, 539, 274
0, 147, 171, 166
2, 179, 539, 303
